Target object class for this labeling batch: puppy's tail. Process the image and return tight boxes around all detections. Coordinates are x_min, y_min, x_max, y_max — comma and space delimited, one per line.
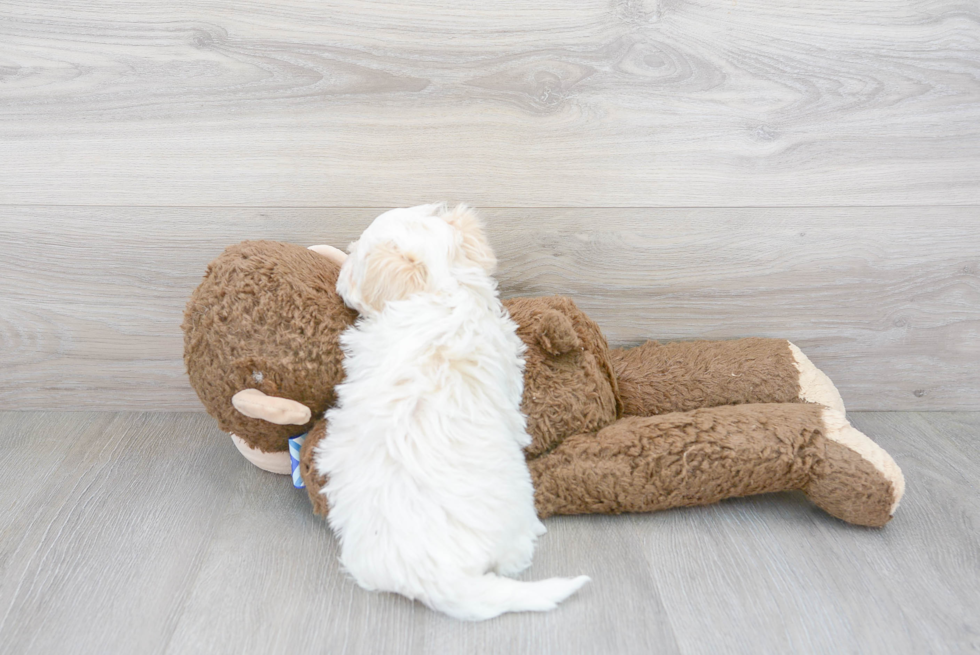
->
420, 573, 590, 621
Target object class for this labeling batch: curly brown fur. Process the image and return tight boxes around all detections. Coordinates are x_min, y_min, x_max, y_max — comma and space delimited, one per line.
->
528, 403, 824, 517
528, 402, 896, 527
609, 338, 802, 417
182, 241, 356, 452
504, 296, 622, 458
804, 437, 897, 527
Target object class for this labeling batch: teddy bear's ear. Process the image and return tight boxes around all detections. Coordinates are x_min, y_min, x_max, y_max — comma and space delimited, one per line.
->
307, 244, 347, 266
439, 204, 497, 273
534, 309, 582, 357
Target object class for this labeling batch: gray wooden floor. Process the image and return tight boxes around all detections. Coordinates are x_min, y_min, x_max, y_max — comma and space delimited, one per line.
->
1, 411, 977, 655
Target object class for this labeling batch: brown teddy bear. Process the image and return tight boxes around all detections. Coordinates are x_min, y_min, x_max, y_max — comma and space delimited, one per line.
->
183, 237, 904, 528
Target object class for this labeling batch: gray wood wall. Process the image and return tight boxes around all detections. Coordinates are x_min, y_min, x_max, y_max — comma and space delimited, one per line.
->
1, 0, 978, 411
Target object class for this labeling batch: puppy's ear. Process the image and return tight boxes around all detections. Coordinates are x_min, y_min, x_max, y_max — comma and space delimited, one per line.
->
440, 204, 497, 273
358, 242, 429, 312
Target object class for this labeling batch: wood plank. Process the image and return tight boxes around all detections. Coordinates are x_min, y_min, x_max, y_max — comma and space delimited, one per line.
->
1, 0, 978, 206
1, 206, 977, 411
1, 411, 977, 654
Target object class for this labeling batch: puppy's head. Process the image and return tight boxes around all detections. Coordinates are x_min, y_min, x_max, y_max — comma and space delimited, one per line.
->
337, 203, 495, 315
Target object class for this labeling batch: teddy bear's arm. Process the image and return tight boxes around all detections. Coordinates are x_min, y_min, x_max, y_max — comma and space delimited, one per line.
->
609, 338, 844, 417
528, 403, 903, 528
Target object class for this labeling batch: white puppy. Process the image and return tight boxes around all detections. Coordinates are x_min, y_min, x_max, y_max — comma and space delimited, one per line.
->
315, 203, 589, 621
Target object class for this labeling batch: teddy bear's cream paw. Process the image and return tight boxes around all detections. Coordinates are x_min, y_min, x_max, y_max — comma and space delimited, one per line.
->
789, 342, 846, 414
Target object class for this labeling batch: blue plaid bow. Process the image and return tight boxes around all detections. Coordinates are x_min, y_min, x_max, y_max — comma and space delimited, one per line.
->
288, 433, 308, 488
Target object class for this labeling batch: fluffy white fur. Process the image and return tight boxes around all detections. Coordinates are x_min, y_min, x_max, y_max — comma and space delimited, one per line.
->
315, 203, 589, 621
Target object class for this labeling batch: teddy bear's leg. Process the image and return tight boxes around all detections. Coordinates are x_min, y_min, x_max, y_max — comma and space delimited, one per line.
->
528, 403, 902, 527
609, 338, 845, 416
298, 419, 331, 516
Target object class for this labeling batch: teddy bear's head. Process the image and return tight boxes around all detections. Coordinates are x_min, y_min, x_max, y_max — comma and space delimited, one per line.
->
504, 296, 623, 458
184, 241, 622, 463
183, 240, 356, 453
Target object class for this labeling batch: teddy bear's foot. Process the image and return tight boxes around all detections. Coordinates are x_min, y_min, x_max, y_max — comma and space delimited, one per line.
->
804, 409, 905, 527
789, 342, 846, 414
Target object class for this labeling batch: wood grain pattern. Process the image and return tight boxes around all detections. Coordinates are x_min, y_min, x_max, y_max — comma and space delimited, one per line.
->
0, 412, 241, 654
1, 206, 977, 411
1, 0, 978, 206
0, 411, 977, 654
